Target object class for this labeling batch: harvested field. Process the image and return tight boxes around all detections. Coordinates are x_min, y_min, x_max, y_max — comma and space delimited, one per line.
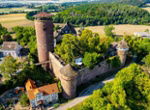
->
1, 14, 150, 36
0, 13, 65, 31
0, 7, 37, 13
0, 13, 34, 31
84, 24, 150, 36
143, 7, 150, 12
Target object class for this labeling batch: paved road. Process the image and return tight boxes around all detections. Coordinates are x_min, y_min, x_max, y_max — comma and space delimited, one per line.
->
55, 76, 114, 110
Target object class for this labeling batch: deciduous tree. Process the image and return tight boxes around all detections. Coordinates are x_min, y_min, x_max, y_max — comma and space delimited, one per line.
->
0, 56, 19, 79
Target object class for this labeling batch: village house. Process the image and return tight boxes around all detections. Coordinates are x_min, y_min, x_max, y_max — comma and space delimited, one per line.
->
0, 41, 22, 58
25, 79, 59, 108
134, 32, 150, 38
54, 22, 77, 42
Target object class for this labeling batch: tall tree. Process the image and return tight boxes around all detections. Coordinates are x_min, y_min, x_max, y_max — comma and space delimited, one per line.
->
104, 25, 115, 37
0, 56, 19, 79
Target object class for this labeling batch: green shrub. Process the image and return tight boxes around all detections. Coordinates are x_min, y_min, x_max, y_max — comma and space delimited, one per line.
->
19, 93, 29, 107
0, 103, 4, 110
107, 56, 121, 68
142, 54, 150, 68
104, 25, 115, 37
83, 52, 103, 69
53, 103, 60, 108
57, 80, 62, 93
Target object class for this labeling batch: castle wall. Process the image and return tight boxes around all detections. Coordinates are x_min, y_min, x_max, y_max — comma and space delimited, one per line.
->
49, 52, 77, 98
49, 52, 118, 99
77, 61, 112, 86
49, 52, 64, 78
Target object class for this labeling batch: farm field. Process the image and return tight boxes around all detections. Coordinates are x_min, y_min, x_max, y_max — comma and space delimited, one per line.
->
0, 13, 65, 31
0, 7, 38, 13
142, 7, 150, 12
0, 14, 150, 36
0, 13, 34, 31
85, 24, 150, 36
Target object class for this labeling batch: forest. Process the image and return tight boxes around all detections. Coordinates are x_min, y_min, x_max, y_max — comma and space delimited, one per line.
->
53, 4, 150, 26
91, 0, 149, 6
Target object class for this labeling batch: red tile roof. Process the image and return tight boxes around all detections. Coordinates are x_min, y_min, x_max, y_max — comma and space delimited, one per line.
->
25, 80, 59, 100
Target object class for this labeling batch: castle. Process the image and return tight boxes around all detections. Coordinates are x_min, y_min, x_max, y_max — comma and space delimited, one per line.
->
34, 12, 129, 99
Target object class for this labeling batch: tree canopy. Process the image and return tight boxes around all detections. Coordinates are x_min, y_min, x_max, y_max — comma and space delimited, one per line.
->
124, 35, 150, 61
55, 29, 113, 67
53, 4, 150, 26
0, 24, 10, 44
0, 56, 19, 79
83, 52, 103, 69
19, 93, 29, 107
104, 25, 115, 37
69, 63, 150, 110
12, 26, 37, 62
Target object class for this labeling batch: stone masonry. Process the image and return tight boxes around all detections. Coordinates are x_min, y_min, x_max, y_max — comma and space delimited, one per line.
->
34, 12, 54, 69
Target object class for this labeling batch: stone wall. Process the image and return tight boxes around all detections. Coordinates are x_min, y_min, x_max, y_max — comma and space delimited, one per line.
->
49, 52, 64, 78
77, 61, 112, 86
49, 52, 117, 98
49, 52, 77, 99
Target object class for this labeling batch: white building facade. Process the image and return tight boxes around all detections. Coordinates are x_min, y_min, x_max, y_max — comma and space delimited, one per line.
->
30, 93, 58, 107
0, 42, 22, 58
25, 80, 59, 108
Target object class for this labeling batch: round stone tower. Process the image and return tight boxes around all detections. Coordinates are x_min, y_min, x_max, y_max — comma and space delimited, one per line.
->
34, 12, 54, 69
117, 39, 129, 66
60, 64, 78, 99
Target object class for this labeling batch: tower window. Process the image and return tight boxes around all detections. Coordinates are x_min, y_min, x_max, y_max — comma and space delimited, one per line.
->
43, 27, 47, 31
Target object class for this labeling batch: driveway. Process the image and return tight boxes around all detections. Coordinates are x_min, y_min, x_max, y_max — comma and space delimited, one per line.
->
55, 75, 114, 110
